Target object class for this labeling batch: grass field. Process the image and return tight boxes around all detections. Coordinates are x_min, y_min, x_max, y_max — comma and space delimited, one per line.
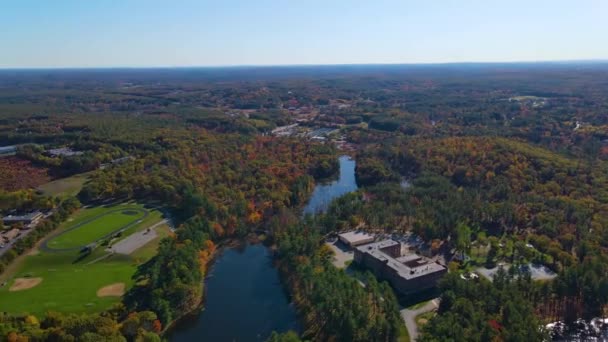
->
45, 208, 147, 250
37, 172, 92, 197
0, 202, 165, 316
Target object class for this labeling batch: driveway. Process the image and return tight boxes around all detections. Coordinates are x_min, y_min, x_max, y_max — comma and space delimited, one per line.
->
400, 298, 439, 341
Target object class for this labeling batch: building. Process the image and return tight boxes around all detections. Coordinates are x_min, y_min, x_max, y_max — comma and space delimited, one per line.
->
0, 145, 16, 156
338, 231, 375, 247
354, 239, 447, 294
100, 156, 134, 169
47, 147, 83, 157
3, 211, 44, 227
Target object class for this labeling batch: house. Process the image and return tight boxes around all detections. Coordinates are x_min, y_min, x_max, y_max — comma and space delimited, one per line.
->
3, 211, 44, 227
338, 231, 375, 247
354, 239, 447, 294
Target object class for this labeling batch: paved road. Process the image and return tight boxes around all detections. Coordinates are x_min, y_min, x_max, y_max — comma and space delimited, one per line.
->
0, 228, 36, 257
400, 298, 439, 341
109, 219, 167, 254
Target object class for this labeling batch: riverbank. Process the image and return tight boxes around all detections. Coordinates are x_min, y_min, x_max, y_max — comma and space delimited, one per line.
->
166, 155, 354, 340
162, 236, 245, 335
166, 238, 299, 341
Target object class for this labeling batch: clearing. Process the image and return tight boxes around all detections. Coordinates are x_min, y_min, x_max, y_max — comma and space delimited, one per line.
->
37, 172, 92, 197
0, 202, 166, 316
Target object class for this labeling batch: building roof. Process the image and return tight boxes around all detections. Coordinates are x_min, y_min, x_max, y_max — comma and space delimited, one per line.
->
48, 147, 83, 157
0, 145, 16, 153
339, 231, 375, 244
3, 211, 43, 222
356, 239, 446, 280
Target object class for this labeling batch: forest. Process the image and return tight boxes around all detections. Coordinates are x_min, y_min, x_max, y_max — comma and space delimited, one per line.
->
1, 63, 608, 340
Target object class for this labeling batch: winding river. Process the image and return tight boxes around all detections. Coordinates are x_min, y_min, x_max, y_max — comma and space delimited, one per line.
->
303, 155, 358, 215
169, 156, 358, 341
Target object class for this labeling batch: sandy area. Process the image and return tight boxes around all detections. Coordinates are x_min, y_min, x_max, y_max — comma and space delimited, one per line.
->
9, 277, 43, 291
97, 282, 125, 297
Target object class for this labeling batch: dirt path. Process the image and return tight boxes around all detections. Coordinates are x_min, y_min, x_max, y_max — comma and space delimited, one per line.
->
400, 298, 439, 341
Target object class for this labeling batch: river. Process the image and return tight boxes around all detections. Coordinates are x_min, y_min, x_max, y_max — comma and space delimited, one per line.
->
169, 155, 358, 341
303, 155, 358, 215
168, 243, 299, 341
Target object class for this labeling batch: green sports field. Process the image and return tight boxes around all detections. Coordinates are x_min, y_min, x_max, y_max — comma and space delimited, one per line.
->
45, 207, 148, 250
0, 202, 169, 316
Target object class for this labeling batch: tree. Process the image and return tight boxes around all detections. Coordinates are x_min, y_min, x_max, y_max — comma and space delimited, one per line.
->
455, 222, 472, 260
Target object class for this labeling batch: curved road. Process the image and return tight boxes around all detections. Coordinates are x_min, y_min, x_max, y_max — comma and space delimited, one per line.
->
400, 298, 439, 341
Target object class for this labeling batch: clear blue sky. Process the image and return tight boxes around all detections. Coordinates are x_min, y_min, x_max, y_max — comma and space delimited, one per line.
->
2, 0, 607, 68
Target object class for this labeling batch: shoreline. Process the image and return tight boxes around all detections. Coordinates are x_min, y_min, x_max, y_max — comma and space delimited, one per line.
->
161, 234, 267, 336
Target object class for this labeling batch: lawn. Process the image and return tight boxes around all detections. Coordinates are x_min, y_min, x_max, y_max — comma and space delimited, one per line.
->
0, 252, 137, 315
0, 203, 166, 316
37, 172, 92, 197
45, 207, 148, 250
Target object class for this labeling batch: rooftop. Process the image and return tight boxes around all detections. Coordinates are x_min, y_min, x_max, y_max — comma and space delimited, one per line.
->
339, 231, 375, 244
3, 211, 43, 222
356, 239, 445, 280
48, 147, 84, 157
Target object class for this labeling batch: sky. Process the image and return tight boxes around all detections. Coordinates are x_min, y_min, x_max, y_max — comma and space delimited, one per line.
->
1, 0, 608, 68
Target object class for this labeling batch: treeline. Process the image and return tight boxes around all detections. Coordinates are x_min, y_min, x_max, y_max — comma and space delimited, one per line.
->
17, 141, 128, 178
355, 137, 608, 269
124, 217, 213, 324
0, 309, 162, 341
272, 218, 403, 342
419, 270, 546, 341
422, 261, 608, 341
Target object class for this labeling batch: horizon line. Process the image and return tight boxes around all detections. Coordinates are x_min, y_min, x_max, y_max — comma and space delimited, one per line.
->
2, 58, 608, 70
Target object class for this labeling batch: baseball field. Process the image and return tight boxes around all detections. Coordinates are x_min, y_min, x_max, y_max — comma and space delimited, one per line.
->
0, 202, 171, 316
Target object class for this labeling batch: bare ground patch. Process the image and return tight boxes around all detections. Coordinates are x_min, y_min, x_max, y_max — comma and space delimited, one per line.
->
97, 282, 125, 297
9, 277, 43, 291
26, 248, 40, 256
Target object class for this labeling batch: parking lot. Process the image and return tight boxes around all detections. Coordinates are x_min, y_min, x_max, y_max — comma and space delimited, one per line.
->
325, 239, 354, 269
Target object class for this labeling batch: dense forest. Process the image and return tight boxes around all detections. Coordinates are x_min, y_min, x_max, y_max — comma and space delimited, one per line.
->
1, 64, 608, 340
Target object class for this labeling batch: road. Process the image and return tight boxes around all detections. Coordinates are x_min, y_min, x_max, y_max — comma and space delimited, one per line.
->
0, 228, 35, 257
400, 298, 439, 341
109, 219, 167, 254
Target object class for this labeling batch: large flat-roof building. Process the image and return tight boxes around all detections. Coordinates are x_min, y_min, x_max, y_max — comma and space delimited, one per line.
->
338, 231, 375, 247
354, 239, 447, 294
